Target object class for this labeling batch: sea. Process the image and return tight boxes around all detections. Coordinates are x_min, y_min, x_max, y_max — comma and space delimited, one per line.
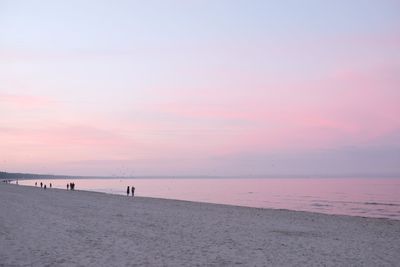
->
15, 178, 400, 220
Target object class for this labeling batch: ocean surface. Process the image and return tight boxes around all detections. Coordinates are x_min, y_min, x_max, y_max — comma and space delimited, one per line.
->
16, 178, 400, 220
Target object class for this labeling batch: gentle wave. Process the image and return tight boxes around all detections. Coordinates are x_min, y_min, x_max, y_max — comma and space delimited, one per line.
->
363, 202, 400, 207
310, 199, 400, 207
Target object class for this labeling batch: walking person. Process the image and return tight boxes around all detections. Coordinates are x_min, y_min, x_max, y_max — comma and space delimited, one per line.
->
67, 183, 69, 190
40, 182, 43, 188
126, 186, 130, 196
131, 186, 135, 197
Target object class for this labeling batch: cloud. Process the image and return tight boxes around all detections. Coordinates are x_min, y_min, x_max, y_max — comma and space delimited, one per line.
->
201, 145, 400, 177
0, 93, 55, 109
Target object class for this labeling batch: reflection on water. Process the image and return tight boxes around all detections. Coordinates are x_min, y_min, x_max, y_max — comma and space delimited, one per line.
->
16, 178, 400, 220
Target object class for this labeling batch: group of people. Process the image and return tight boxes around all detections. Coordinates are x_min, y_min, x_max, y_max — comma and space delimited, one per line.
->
67, 182, 75, 190
35, 181, 52, 189
12, 180, 136, 197
126, 186, 135, 197
34, 181, 76, 191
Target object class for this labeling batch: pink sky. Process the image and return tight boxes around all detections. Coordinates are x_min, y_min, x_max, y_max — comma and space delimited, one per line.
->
1, 1, 399, 176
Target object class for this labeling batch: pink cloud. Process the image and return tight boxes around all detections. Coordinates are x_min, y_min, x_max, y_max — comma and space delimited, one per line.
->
0, 125, 135, 149
134, 62, 400, 155
0, 93, 55, 109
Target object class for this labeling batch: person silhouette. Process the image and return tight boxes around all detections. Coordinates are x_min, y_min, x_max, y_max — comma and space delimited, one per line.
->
131, 186, 135, 197
40, 182, 43, 188
44, 184, 47, 190
67, 184, 69, 190
127, 186, 130, 196
50, 183, 52, 188
35, 182, 37, 186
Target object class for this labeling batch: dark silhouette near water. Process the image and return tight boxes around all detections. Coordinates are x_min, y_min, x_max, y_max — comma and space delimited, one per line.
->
35, 182, 37, 186
44, 184, 47, 190
126, 186, 130, 196
50, 183, 52, 188
131, 186, 135, 197
40, 182, 43, 188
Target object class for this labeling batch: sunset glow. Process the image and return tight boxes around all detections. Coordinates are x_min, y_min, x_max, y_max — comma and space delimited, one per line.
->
1, 1, 399, 176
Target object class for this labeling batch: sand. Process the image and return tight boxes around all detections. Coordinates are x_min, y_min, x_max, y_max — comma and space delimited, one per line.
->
1, 183, 399, 266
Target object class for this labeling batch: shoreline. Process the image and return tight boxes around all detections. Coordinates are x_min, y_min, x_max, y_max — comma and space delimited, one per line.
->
1, 183, 400, 266
58, 186, 400, 222
11, 179, 400, 221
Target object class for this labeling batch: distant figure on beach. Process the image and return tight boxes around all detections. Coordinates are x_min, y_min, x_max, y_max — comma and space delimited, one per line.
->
40, 182, 43, 188
126, 186, 130, 196
70, 182, 75, 190
131, 186, 135, 197
44, 184, 47, 190
50, 183, 52, 188
67, 184, 69, 190
35, 182, 37, 186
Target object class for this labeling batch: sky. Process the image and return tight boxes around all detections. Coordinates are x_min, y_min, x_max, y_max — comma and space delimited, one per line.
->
1, 0, 400, 177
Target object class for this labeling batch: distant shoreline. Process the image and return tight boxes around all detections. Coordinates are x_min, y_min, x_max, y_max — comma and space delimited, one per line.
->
2, 171, 400, 181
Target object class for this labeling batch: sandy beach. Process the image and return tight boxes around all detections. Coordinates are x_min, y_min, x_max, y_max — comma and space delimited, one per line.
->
1, 183, 399, 266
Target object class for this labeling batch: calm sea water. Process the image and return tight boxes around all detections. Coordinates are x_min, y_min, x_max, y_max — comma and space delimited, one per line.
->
16, 178, 400, 220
